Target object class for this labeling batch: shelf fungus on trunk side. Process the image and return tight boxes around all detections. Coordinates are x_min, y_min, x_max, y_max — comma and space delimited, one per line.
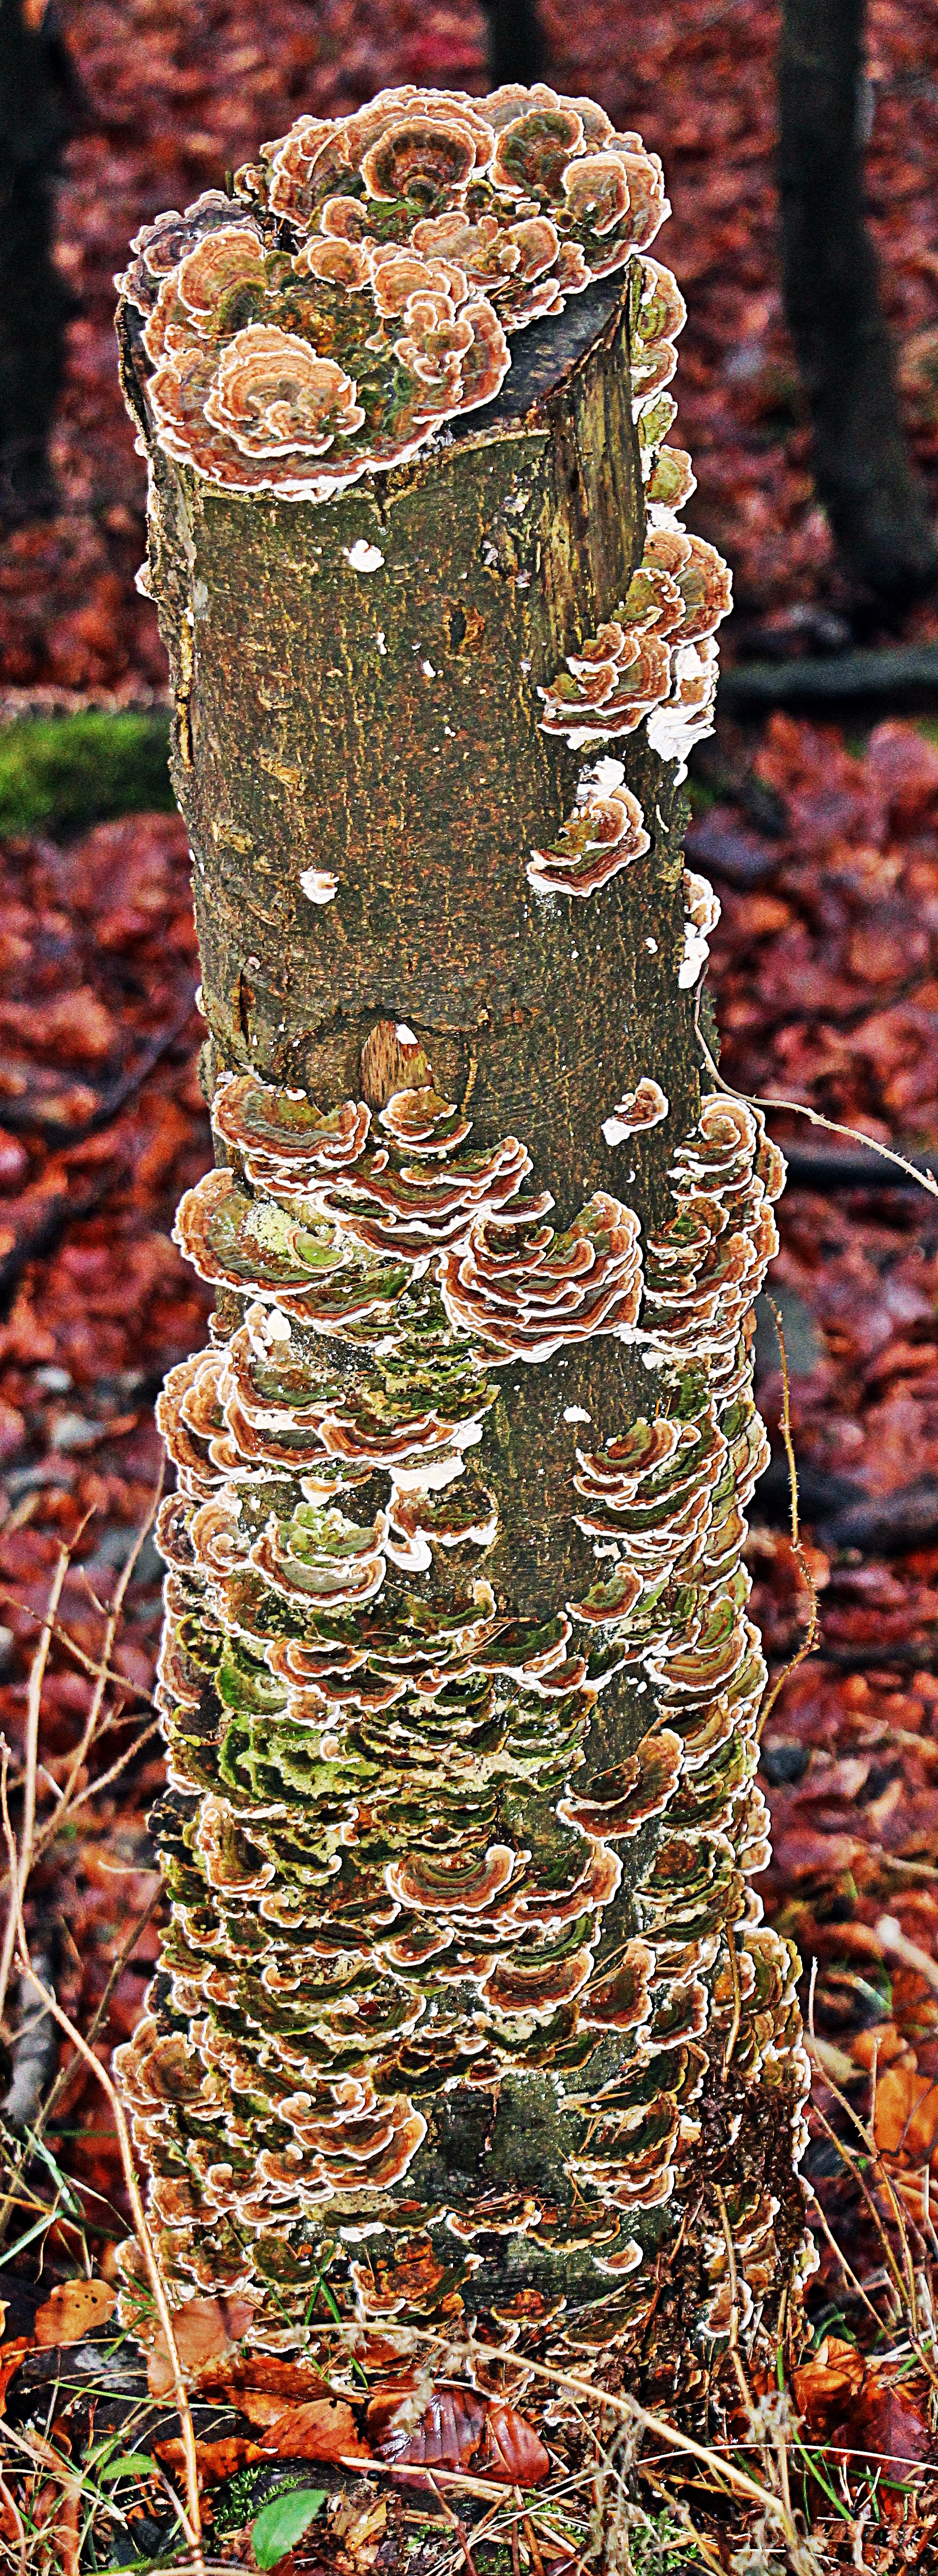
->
117, 1042, 809, 2374
114, 74, 813, 2436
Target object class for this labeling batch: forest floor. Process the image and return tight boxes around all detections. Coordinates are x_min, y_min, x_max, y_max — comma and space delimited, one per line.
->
1, 3, 938, 2571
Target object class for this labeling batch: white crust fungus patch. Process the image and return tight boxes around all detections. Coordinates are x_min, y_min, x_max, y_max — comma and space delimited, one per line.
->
299, 866, 339, 904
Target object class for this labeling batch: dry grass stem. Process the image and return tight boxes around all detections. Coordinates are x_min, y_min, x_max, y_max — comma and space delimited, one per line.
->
875, 1913, 938, 1994
0, 1745, 204, 2566
0, 1537, 75, 2025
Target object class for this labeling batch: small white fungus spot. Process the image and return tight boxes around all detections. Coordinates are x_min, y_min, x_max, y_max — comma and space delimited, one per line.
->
376, 629, 387, 655
422, 658, 436, 678
265, 1308, 292, 1343
300, 867, 338, 905
645, 937, 658, 953
583, 755, 626, 798
563, 1405, 591, 1424
395, 1023, 417, 1045
344, 540, 384, 572
678, 925, 709, 987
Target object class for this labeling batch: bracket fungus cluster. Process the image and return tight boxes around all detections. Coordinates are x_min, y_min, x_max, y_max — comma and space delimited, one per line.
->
527, 278, 732, 899
114, 78, 811, 2419
532, 515, 732, 898
116, 82, 669, 502
116, 1050, 808, 2372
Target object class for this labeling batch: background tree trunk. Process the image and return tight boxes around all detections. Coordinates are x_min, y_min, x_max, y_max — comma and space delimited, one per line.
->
779, 0, 938, 603
482, 1, 546, 88
115, 173, 810, 2461
0, 0, 77, 521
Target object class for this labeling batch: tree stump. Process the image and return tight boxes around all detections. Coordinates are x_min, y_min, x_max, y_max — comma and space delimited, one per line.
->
114, 82, 811, 2478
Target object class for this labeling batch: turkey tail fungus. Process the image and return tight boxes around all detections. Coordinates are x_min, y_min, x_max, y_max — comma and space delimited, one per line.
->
114, 80, 813, 2486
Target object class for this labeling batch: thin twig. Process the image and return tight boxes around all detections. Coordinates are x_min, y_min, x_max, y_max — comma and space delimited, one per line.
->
523, 2516, 545, 2576
0, 1749, 204, 2567
0, 1488, 162, 1899
45, 1467, 163, 1844
800, 2181, 885, 2332
806, 2078, 937, 2391
0, 1533, 78, 2023
693, 986, 938, 1203
756, 1295, 820, 1740
0, 1880, 164, 2250
0, 1582, 158, 1705
425, 2472, 479, 2576
0, 2470, 26, 2576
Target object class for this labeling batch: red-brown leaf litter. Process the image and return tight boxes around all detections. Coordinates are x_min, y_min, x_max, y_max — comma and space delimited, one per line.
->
2, 3, 938, 2566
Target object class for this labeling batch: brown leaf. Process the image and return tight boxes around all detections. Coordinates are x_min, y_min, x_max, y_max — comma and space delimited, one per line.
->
474, 2400, 551, 2486
836, 2377, 932, 2514
0, 2338, 31, 2416
156, 2433, 267, 2482
791, 2335, 865, 2435
327, 2494, 387, 2566
262, 2396, 372, 2463
34, 2279, 117, 2348
147, 2292, 256, 2396
189, 2353, 333, 2422
370, 2385, 549, 2485
35, 2480, 80, 2574
873, 2062, 938, 2162
370, 2382, 484, 2469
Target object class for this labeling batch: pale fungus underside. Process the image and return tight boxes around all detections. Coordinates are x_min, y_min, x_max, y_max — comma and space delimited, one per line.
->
114, 81, 812, 2424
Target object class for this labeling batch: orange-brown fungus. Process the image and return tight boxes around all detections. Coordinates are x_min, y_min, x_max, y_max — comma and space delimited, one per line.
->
115, 82, 669, 500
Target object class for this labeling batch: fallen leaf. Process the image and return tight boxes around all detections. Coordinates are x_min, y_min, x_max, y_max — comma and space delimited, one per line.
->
370, 2385, 549, 2484
474, 2399, 551, 2486
0, 2339, 31, 2416
329, 2494, 387, 2559
147, 2292, 256, 2396
370, 2382, 486, 2469
34, 2473, 81, 2574
872, 2061, 938, 2162
850, 2022, 915, 2073
156, 2433, 267, 2482
190, 2354, 333, 2425
34, 2279, 117, 2347
835, 2377, 931, 2516
791, 2335, 866, 2435
261, 2397, 372, 2463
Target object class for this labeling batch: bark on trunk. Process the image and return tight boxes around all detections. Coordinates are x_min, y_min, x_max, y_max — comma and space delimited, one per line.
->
779, 0, 938, 603
114, 89, 810, 2474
